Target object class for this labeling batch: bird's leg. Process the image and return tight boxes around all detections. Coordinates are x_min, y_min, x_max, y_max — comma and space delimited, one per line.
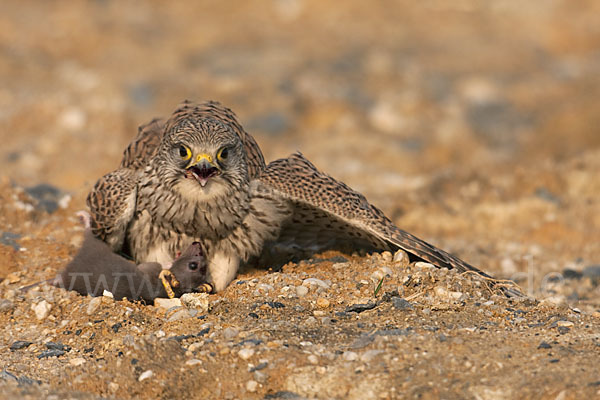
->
206, 251, 240, 292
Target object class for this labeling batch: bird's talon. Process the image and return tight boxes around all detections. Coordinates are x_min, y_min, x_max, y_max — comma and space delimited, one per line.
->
159, 269, 180, 298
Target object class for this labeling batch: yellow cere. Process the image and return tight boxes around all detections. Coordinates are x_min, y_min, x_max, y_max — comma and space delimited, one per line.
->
196, 153, 213, 163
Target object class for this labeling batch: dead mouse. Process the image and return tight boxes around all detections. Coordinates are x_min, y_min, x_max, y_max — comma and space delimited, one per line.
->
22, 211, 211, 302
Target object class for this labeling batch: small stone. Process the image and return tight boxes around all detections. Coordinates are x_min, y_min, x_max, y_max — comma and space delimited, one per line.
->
537, 341, 552, 349
307, 355, 319, 365
186, 359, 202, 366
10, 341, 33, 351
295, 285, 309, 297
181, 292, 210, 312
238, 348, 255, 360
0, 299, 14, 312
415, 262, 436, 269
154, 298, 182, 309
102, 290, 114, 299
393, 250, 410, 267
316, 298, 330, 308
360, 350, 383, 363
392, 297, 413, 311
302, 278, 330, 289
69, 357, 86, 366
167, 309, 193, 322
86, 297, 102, 315
246, 380, 258, 392
343, 351, 358, 361
381, 251, 392, 262
108, 382, 119, 393
138, 370, 153, 382
219, 327, 237, 340
32, 300, 52, 320
188, 342, 204, 352
556, 320, 574, 327
155, 330, 166, 338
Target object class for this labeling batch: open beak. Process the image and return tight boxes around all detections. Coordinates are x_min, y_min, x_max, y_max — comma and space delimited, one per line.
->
186, 159, 220, 187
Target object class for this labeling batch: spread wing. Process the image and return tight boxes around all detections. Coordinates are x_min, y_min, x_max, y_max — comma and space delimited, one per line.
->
86, 168, 138, 252
121, 118, 165, 170
258, 153, 523, 296
121, 100, 266, 177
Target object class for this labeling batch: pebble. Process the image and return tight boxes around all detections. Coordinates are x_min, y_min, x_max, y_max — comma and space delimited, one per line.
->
10, 341, 33, 351
167, 309, 193, 322
188, 342, 203, 352
307, 355, 319, 365
302, 278, 330, 289
246, 379, 258, 392
32, 300, 52, 320
180, 293, 210, 312
316, 298, 330, 308
154, 298, 182, 309
69, 357, 86, 366
343, 351, 358, 361
415, 262, 436, 269
108, 383, 119, 393
392, 297, 413, 311
393, 250, 410, 267
185, 359, 202, 366
238, 348, 255, 360
138, 370, 153, 382
223, 327, 239, 340
381, 251, 392, 262
86, 297, 102, 315
0, 299, 14, 312
360, 350, 383, 363
295, 285, 309, 297
556, 320, 574, 327
102, 290, 114, 299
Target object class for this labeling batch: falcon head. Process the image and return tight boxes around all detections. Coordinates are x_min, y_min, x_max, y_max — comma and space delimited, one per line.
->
154, 104, 249, 199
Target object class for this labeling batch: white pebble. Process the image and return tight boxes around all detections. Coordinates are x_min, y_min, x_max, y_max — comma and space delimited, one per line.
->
556, 320, 574, 327
155, 330, 166, 338
222, 327, 239, 340
86, 297, 102, 315
246, 380, 258, 392
360, 350, 383, 363
32, 300, 52, 320
69, 357, 86, 366
343, 351, 358, 361
180, 293, 209, 312
295, 285, 309, 297
186, 359, 202, 366
381, 251, 392, 262
138, 370, 153, 382
108, 382, 119, 393
154, 298, 182, 309
307, 355, 319, 365
415, 262, 436, 269
393, 250, 410, 266
302, 278, 330, 289
102, 290, 114, 299
238, 348, 255, 360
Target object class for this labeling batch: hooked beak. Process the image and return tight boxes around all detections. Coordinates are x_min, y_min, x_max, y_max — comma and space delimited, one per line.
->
186, 159, 220, 187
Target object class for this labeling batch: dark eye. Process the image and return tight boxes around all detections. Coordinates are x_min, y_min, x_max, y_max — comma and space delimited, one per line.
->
178, 145, 191, 160
188, 262, 198, 271
217, 147, 229, 161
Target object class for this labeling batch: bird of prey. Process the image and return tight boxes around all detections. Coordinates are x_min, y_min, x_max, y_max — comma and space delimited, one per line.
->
87, 100, 520, 296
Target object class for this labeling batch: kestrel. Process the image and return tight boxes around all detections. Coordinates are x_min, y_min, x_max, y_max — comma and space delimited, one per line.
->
87, 100, 521, 296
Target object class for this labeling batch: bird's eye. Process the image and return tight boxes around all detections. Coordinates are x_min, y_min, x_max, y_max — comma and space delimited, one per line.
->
217, 147, 229, 162
188, 262, 198, 271
178, 145, 192, 161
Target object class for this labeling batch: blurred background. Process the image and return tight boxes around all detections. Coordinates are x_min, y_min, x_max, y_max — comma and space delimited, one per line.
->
1, 0, 599, 285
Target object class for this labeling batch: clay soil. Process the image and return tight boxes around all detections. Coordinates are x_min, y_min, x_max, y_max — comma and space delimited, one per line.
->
0, 1, 599, 399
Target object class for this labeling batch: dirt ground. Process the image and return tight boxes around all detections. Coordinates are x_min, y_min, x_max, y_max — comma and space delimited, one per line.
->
1, 1, 599, 399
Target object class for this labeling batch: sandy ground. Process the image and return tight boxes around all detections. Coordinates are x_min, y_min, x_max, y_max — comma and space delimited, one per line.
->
0, 1, 599, 399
